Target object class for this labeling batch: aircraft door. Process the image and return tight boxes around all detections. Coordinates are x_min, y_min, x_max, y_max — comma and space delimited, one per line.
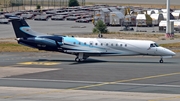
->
148, 47, 157, 54
147, 43, 157, 55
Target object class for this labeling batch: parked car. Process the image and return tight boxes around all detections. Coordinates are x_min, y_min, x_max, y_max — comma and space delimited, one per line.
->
21, 13, 35, 19
4, 12, 22, 18
55, 12, 69, 18
76, 18, 89, 23
4, 13, 17, 18
34, 14, 49, 21
51, 15, 66, 20
0, 18, 9, 24
66, 16, 81, 21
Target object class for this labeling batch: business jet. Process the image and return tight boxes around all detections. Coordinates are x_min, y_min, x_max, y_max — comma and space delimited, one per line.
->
10, 17, 175, 63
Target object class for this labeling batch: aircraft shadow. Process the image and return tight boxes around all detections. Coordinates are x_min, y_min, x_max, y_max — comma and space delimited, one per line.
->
35, 59, 177, 65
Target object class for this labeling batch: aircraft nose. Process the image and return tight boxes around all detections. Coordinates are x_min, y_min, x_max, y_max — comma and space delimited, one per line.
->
170, 51, 176, 56
165, 48, 176, 56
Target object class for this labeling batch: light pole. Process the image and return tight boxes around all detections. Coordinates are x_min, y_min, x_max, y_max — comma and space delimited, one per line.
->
59, 0, 61, 8
63, 0, 64, 7
18, 0, 19, 11
4, 0, 5, 8
54, 0, 55, 9
66, 0, 67, 7
22, 0, 23, 10
5, 1, 7, 11
166, 0, 170, 38
41, 0, 43, 9
48, 0, 49, 9
11, 0, 13, 11
36, 0, 38, 5
30, 0, 32, 10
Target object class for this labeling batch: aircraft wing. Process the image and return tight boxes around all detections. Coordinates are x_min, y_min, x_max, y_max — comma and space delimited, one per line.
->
66, 50, 103, 53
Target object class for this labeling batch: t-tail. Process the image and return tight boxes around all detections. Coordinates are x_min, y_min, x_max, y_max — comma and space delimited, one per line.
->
10, 17, 63, 51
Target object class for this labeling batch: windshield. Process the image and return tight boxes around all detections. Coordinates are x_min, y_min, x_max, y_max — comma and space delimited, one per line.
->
150, 43, 159, 47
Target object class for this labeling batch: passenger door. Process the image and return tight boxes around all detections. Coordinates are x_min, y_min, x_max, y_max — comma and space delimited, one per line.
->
147, 44, 157, 55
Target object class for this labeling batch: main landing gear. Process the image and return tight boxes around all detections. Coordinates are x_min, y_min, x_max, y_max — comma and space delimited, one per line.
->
75, 53, 88, 62
75, 57, 84, 62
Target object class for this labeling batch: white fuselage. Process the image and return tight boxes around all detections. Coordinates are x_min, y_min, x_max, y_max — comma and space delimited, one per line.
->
62, 37, 175, 57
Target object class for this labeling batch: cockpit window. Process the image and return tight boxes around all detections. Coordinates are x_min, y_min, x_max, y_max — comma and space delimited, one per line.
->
150, 43, 159, 47
150, 44, 155, 47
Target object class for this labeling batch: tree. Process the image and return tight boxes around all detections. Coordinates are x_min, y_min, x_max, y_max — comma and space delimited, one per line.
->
68, 0, 79, 7
93, 20, 108, 33
36, 4, 41, 9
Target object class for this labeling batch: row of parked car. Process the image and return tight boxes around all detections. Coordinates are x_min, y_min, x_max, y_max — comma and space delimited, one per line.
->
0, 13, 10, 24
0, 7, 94, 24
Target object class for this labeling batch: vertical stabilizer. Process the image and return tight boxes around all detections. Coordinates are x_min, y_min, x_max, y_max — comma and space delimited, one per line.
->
10, 17, 34, 38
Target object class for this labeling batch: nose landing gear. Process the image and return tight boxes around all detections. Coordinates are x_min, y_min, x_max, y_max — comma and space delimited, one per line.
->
159, 58, 164, 63
159, 59, 164, 63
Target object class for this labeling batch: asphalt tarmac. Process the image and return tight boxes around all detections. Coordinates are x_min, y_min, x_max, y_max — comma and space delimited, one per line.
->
1, 52, 180, 92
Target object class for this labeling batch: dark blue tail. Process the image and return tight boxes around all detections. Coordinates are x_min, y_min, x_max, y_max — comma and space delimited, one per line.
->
10, 17, 34, 38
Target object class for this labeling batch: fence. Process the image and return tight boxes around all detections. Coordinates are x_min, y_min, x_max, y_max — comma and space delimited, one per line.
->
0, 0, 86, 11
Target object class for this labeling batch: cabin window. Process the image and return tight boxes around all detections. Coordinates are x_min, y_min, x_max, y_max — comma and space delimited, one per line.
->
111, 44, 113, 46
73, 42, 76, 44
125, 44, 127, 47
84, 42, 86, 45
106, 43, 108, 46
101, 43, 103, 46
90, 43, 93, 45
116, 44, 118, 46
120, 44, 122, 47
79, 42, 81, 45
95, 43, 98, 45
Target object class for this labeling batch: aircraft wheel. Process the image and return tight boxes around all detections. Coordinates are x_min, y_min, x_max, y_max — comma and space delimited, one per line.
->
75, 57, 79, 62
78, 59, 84, 62
159, 59, 163, 63
83, 57, 88, 60
75, 57, 84, 62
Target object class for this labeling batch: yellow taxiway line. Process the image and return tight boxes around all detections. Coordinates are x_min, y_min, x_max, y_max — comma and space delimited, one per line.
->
18, 61, 60, 66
